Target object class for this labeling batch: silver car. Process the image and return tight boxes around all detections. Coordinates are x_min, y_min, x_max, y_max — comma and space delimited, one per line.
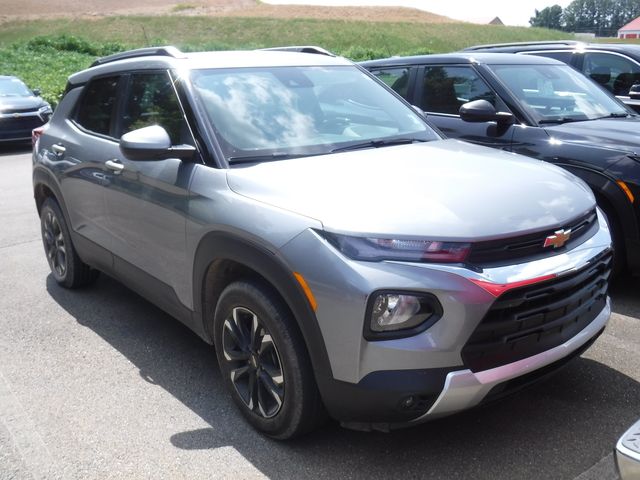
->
33, 46, 612, 439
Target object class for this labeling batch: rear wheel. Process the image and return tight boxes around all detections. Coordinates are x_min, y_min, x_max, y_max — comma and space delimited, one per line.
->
40, 197, 98, 288
213, 280, 325, 439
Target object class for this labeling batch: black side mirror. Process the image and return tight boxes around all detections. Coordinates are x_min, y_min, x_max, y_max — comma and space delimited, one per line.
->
459, 99, 514, 125
120, 125, 195, 161
629, 84, 640, 100
32, 88, 41, 97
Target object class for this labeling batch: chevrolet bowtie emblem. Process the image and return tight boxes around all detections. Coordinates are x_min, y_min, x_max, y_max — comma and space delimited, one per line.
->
12, 113, 20, 118
544, 229, 572, 248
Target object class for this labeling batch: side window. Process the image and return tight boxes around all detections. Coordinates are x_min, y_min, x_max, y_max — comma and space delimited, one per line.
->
76, 76, 119, 136
526, 51, 573, 64
421, 66, 496, 115
121, 72, 190, 145
583, 52, 640, 96
370, 68, 410, 99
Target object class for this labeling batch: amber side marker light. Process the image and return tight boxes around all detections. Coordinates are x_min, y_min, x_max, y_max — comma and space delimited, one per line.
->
293, 272, 318, 311
617, 180, 635, 204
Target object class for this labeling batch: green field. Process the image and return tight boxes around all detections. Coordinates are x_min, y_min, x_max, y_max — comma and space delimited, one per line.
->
0, 15, 575, 106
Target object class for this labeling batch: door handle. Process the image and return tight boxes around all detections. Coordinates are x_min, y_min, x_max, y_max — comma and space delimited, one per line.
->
105, 159, 124, 174
51, 144, 66, 156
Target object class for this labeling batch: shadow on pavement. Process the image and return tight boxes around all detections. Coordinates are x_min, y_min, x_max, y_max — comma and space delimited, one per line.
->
46, 273, 639, 479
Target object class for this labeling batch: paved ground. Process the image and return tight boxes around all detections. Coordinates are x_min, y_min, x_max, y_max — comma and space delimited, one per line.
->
1, 147, 639, 479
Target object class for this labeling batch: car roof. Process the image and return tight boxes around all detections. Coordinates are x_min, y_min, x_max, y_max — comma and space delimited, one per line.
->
360, 52, 564, 68
68, 47, 353, 85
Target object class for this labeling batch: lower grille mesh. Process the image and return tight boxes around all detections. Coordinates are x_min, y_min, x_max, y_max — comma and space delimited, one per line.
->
462, 251, 612, 372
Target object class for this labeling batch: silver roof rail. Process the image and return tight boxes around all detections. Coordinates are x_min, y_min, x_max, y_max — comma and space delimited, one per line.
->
259, 46, 336, 57
462, 40, 584, 51
90, 46, 186, 67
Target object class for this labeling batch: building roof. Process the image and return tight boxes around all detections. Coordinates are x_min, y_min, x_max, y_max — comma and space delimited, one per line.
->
619, 16, 640, 32
488, 17, 504, 25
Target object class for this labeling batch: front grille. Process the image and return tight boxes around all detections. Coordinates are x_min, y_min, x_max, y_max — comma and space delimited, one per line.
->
462, 251, 612, 372
0, 116, 44, 139
1, 107, 38, 114
467, 209, 598, 266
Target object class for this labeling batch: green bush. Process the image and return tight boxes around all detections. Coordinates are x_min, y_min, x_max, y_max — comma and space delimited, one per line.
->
25, 34, 127, 56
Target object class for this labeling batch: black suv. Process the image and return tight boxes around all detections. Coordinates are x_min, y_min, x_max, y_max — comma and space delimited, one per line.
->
463, 40, 640, 112
361, 53, 640, 275
0, 75, 52, 143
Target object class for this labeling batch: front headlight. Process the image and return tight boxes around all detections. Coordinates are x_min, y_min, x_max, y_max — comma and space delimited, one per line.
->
319, 231, 470, 263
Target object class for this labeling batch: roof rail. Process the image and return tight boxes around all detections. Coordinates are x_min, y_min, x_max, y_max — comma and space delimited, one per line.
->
462, 40, 584, 51
259, 46, 336, 57
90, 46, 185, 67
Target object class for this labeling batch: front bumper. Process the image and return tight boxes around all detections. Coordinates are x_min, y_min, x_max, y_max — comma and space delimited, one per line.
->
279, 209, 612, 425
412, 297, 609, 422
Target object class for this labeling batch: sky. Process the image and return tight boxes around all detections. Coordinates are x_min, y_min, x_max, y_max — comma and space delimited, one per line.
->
261, 0, 575, 26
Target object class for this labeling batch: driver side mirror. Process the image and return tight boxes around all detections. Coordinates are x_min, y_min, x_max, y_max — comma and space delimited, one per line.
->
629, 84, 640, 100
459, 99, 514, 125
32, 88, 41, 97
120, 125, 196, 161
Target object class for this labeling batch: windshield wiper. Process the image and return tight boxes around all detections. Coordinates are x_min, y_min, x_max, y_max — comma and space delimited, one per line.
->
595, 112, 632, 119
330, 137, 427, 153
538, 117, 582, 125
228, 152, 301, 165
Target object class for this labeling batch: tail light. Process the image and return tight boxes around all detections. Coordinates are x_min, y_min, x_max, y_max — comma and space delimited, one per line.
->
32, 126, 45, 148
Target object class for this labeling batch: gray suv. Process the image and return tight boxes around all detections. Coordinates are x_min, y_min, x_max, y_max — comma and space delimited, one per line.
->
33, 46, 613, 439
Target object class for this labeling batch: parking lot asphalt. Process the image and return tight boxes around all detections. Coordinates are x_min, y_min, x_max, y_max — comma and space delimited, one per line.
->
1, 147, 639, 480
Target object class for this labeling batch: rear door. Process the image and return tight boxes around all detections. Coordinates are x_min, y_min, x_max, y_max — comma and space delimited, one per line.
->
57, 74, 124, 270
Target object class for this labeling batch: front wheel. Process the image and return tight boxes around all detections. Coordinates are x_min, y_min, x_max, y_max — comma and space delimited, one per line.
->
213, 280, 325, 439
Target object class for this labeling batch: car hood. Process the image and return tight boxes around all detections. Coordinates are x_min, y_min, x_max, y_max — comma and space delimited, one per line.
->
0, 96, 45, 111
226, 139, 595, 240
545, 117, 640, 155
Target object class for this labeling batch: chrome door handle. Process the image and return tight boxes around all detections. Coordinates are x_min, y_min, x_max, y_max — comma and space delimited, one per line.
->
105, 159, 124, 173
51, 144, 66, 156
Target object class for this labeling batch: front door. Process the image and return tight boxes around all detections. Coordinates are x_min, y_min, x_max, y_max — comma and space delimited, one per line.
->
416, 65, 515, 150
103, 71, 197, 310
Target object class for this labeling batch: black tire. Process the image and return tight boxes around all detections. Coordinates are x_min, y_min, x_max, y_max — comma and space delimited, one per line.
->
213, 280, 326, 439
40, 197, 99, 288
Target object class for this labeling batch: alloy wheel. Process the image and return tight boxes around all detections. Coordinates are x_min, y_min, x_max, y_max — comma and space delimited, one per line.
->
222, 306, 285, 419
42, 210, 67, 278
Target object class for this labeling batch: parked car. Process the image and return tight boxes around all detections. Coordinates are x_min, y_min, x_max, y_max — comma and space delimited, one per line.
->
617, 419, 640, 479
462, 40, 640, 113
361, 53, 640, 275
0, 75, 51, 143
33, 46, 612, 439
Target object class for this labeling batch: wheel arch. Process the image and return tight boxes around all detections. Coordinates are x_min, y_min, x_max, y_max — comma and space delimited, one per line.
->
558, 163, 638, 271
193, 231, 335, 390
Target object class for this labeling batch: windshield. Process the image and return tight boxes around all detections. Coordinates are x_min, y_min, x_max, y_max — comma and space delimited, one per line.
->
488, 64, 630, 124
0, 78, 32, 97
190, 66, 439, 162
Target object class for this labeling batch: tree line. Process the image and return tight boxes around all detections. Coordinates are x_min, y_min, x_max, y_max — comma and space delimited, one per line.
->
529, 0, 640, 36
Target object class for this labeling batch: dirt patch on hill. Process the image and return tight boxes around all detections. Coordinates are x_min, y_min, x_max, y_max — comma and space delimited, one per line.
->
0, 0, 457, 24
